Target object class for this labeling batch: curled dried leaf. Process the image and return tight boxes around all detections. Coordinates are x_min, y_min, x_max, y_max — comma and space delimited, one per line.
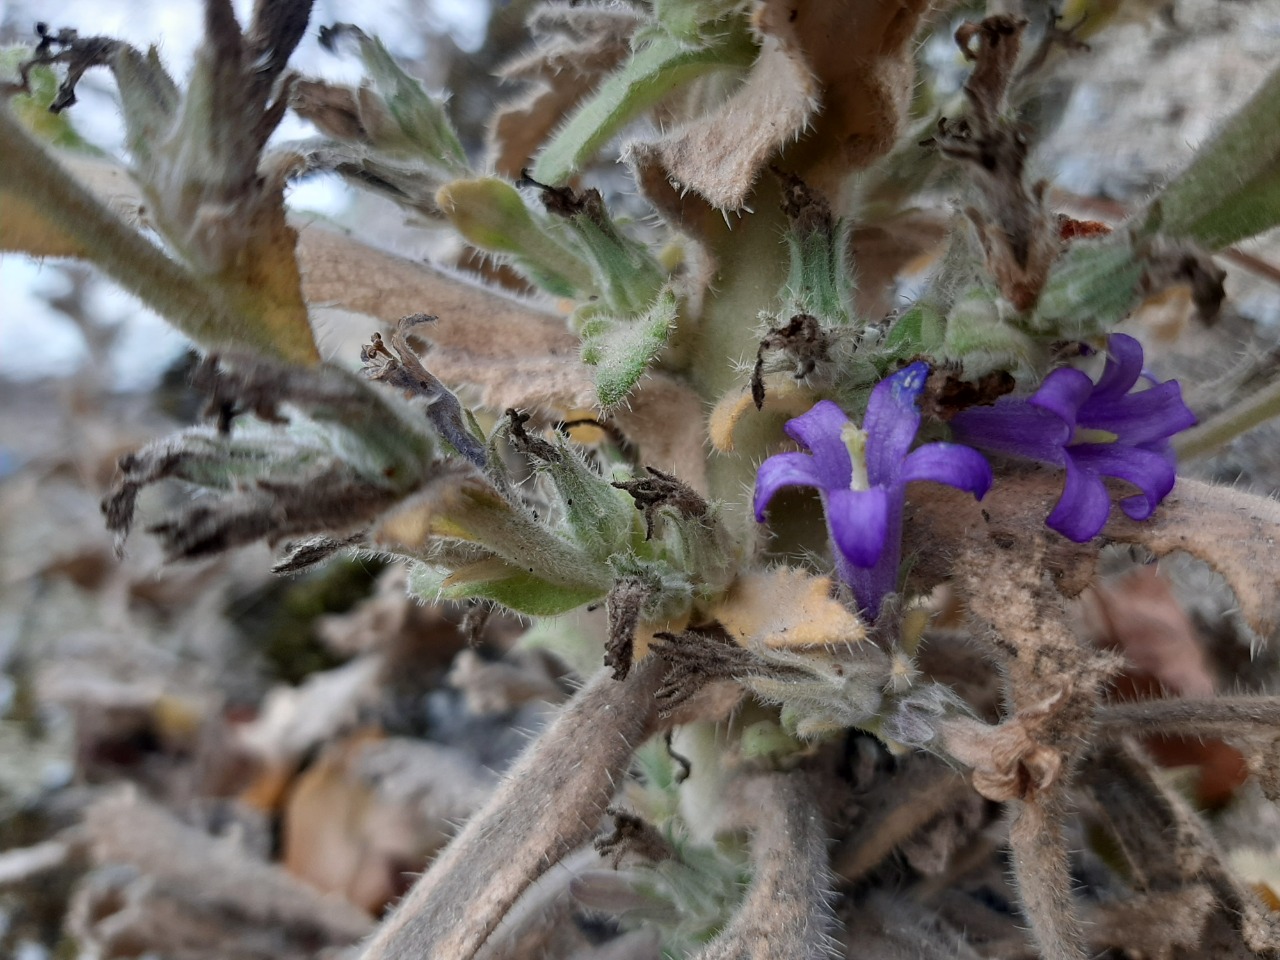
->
487, 5, 640, 178
362, 314, 487, 468
931, 16, 1059, 313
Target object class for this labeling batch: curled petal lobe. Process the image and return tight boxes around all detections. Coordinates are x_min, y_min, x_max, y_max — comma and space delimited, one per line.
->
1069, 444, 1176, 521
783, 400, 852, 487
901, 443, 993, 497
753, 452, 825, 521
864, 362, 929, 483
1047, 457, 1113, 543
825, 486, 890, 569
1028, 367, 1093, 427
1091, 332, 1144, 401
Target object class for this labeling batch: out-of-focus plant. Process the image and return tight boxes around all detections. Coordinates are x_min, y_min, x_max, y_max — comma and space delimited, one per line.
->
5, 1, 1280, 958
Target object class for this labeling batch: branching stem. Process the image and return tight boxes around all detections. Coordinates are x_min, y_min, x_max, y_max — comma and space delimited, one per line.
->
0, 105, 304, 361
1097, 696, 1280, 739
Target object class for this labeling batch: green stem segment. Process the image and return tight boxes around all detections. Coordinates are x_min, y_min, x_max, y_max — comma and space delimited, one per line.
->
1175, 376, 1280, 461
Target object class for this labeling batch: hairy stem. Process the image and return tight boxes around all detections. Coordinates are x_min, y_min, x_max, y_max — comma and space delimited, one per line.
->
691, 181, 789, 514
692, 772, 838, 960
1007, 794, 1088, 960
358, 659, 665, 960
1096, 696, 1280, 739
834, 757, 969, 881
1174, 376, 1280, 461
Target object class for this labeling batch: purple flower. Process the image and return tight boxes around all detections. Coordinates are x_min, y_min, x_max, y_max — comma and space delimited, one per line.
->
950, 334, 1196, 543
754, 362, 993, 619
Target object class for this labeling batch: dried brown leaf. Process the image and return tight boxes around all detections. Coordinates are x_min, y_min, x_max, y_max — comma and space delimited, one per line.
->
834, 755, 970, 881
1084, 887, 1216, 959
631, 0, 932, 212
844, 894, 987, 960
635, 20, 818, 212
282, 732, 492, 914
765, 0, 933, 198
237, 655, 383, 772
78, 789, 372, 954
904, 471, 1280, 641
1081, 739, 1280, 955
297, 223, 709, 488
447, 649, 567, 714
1083, 565, 1248, 807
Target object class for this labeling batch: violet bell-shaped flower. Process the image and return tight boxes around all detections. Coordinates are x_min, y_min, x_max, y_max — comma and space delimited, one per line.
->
754, 362, 993, 619
949, 334, 1196, 543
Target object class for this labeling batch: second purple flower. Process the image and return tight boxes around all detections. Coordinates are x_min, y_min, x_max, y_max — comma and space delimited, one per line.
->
949, 334, 1197, 543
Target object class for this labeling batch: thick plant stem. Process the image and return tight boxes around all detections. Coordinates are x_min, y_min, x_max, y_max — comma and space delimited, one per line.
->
358, 659, 665, 960
1174, 376, 1280, 460
1008, 795, 1088, 960
690, 182, 789, 515
0, 105, 318, 364
692, 773, 837, 960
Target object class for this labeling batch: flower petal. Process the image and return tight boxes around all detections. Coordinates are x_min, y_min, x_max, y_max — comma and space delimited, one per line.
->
863, 362, 929, 484
825, 486, 890, 569
753, 452, 824, 521
949, 398, 1070, 464
1069, 443, 1177, 521
783, 400, 852, 488
1029, 367, 1093, 427
1091, 333, 1144, 401
1047, 455, 1113, 542
1079, 379, 1197, 445
901, 443, 993, 498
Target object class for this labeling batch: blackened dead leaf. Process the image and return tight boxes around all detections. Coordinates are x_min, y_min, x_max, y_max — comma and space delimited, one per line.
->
605, 576, 647, 681
611, 466, 709, 540
752, 313, 831, 410
651, 624, 755, 716
594, 809, 674, 869
272, 533, 366, 574
362, 315, 487, 468
920, 366, 1016, 421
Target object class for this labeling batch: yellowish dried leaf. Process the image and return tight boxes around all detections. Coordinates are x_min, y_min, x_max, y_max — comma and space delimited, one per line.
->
708, 379, 816, 453
714, 567, 867, 650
